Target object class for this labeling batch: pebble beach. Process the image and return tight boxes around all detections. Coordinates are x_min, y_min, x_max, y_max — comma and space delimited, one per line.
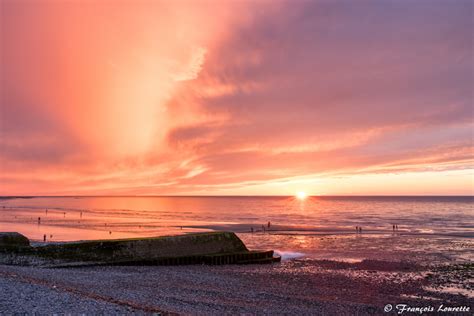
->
1, 258, 472, 315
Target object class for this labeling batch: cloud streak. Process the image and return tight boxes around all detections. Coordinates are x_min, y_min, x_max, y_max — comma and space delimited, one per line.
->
1, 0, 472, 195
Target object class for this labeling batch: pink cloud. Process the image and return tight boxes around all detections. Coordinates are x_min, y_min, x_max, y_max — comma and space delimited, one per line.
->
1, 0, 472, 195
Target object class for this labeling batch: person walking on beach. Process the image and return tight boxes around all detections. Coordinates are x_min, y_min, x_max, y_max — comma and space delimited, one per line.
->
359, 227, 362, 233
38, 217, 41, 224
356, 226, 359, 233
250, 227, 254, 233
267, 221, 271, 229
43, 234, 46, 242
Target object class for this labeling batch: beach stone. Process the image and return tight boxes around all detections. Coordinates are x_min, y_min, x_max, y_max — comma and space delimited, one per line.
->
0, 232, 30, 249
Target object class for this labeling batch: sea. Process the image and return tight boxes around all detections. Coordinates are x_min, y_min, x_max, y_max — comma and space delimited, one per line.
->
1, 196, 472, 263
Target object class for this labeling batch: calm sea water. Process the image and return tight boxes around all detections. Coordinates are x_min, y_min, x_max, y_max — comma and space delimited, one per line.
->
1, 196, 473, 262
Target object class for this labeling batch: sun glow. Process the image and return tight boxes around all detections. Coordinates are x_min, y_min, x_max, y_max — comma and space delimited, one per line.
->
296, 191, 307, 200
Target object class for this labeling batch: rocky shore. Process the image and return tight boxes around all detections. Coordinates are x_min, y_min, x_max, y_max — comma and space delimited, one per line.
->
0, 259, 471, 315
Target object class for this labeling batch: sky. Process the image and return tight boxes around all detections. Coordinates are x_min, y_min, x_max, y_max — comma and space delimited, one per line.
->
1, 0, 473, 196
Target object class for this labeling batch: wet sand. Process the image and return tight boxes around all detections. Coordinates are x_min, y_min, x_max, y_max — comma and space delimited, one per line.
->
0, 259, 471, 315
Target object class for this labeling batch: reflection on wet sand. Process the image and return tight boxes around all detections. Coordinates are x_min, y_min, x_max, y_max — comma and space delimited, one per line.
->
0, 196, 472, 265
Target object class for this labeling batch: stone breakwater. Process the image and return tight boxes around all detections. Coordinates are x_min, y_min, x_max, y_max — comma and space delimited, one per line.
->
0, 232, 280, 267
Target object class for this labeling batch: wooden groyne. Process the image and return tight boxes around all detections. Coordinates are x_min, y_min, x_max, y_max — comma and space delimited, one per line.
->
0, 232, 281, 267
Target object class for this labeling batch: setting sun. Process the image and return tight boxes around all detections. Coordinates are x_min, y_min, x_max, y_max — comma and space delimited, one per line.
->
296, 191, 307, 200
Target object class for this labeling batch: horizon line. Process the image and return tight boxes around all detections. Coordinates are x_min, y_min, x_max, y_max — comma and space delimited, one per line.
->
1, 195, 473, 198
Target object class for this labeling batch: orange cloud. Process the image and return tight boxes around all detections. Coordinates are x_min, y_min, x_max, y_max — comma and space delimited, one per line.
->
1, 0, 472, 195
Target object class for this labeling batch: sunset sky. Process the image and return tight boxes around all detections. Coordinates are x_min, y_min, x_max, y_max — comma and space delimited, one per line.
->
1, 0, 473, 196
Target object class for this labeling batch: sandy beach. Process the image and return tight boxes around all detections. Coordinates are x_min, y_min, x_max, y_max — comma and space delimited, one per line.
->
1, 258, 471, 315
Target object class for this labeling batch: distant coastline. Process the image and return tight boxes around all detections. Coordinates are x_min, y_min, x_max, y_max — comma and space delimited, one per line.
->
1, 195, 473, 198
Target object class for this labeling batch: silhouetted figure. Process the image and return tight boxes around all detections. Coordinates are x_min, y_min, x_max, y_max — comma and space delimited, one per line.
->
393, 224, 395, 231
63, 212, 66, 218
356, 226, 359, 233
43, 234, 46, 242
251, 227, 254, 233
396, 225, 399, 231
38, 217, 41, 224
267, 221, 271, 228
359, 227, 362, 233
50, 234, 53, 239
80, 211, 83, 218
109, 231, 112, 234
45, 209, 48, 215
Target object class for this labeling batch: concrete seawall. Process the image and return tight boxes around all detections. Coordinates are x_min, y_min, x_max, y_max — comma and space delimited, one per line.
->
0, 232, 280, 267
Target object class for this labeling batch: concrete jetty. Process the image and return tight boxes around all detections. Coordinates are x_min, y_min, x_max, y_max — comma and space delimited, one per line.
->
0, 232, 30, 249
0, 232, 280, 267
